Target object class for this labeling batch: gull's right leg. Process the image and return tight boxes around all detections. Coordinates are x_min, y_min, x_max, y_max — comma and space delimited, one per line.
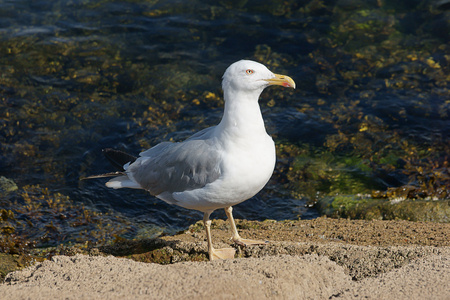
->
203, 211, 236, 261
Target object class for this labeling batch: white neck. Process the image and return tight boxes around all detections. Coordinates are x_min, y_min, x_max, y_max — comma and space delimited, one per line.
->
217, 87, 267, 138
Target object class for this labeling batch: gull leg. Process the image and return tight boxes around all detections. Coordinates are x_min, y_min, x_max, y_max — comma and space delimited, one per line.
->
225, 206, 268, 247
203, 212, 236, 261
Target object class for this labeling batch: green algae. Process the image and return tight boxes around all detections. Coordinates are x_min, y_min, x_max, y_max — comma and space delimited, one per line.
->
317, 195, 450, 223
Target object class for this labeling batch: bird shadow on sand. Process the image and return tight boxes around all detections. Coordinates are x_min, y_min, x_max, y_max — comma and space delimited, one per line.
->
98, 237, 210, 263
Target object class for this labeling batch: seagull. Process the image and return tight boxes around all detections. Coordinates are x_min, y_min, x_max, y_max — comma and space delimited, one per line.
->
84, 60, 295, 260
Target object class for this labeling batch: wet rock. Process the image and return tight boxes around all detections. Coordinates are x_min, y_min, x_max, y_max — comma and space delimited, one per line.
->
0, 177, 18, 194
0, 253, 32, 282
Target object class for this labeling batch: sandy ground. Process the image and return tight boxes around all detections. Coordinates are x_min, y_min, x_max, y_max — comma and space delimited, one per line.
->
1, 217, 449, 299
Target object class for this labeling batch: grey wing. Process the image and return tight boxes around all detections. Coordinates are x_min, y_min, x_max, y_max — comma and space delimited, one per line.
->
127, 137, 222, 196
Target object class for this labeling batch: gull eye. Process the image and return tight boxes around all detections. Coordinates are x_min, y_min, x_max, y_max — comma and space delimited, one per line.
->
246, 69, 254, 75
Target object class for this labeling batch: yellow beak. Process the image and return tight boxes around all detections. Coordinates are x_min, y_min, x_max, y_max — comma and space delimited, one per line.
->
265, 73, 296, 89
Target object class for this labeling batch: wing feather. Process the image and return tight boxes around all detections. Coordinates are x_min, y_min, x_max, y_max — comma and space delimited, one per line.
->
127, 128, 222, 196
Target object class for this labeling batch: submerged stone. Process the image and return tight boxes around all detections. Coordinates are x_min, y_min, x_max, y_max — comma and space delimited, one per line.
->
0, 177, 18, 194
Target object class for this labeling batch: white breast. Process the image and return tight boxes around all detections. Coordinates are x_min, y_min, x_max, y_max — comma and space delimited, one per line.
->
172, 133, 276, 212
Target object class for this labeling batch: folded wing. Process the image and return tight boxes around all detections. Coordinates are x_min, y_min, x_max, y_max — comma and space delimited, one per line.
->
106, 127, 222, 200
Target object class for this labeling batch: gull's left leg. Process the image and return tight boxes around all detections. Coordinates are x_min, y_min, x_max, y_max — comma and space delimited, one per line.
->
224, 206, 268, 247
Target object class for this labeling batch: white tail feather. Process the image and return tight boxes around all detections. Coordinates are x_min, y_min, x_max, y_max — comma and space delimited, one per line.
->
106, 175, 142, 189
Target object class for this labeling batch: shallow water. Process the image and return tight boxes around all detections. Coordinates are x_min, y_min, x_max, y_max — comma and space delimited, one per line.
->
0, 0, 448, 248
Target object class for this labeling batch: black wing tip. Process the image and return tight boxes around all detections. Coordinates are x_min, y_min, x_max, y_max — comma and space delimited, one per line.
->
102, 148, 137, 171
80, 171, 125, 180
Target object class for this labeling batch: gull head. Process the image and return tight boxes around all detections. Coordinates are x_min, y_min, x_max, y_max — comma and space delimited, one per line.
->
222, 60, 296, 94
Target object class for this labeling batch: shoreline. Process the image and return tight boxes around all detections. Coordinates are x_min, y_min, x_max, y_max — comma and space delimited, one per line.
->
1, 217, 449, 299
